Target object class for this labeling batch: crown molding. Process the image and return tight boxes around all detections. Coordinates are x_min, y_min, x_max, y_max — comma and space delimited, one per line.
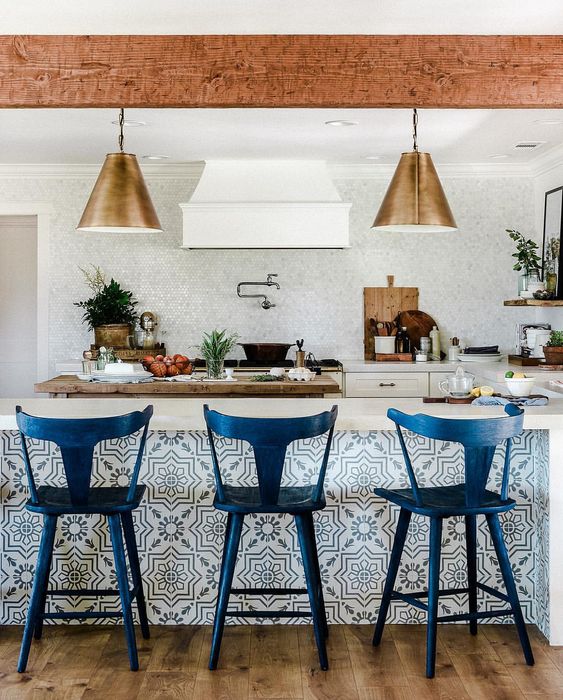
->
328, 162, 533, 179
0, 159, 540, 180
0, 162, 205, 179
529, 142, 563, 178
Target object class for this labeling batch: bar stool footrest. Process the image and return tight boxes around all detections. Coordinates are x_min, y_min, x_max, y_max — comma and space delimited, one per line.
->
42, 611, 123, 620
438, 609, 515, 623
230, 587, 308, 596
226, 610, 313, 618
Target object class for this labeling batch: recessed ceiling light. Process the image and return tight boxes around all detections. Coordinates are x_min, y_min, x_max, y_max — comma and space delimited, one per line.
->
325, 120, 358, 127
142, 155, 170, 160
489, 154, 509, 159
365, 155, 381, 160
534, 119, 563, 125
112, 119, 146, 127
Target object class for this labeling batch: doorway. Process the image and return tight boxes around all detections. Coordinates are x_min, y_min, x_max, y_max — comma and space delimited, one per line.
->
0, 215, 37, 397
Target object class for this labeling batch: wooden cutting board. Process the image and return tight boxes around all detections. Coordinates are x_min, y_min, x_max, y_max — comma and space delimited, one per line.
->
364, 276, 418, 359
396, 309, 438, 352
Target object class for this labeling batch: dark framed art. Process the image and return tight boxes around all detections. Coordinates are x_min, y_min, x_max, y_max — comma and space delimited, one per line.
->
542, 186, 563, 298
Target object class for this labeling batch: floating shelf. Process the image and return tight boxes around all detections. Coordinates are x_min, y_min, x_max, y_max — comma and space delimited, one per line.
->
504, 299, 563, 307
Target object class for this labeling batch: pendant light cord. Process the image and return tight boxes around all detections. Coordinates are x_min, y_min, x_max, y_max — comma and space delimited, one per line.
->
118, 108, 125, 153
412, 108, 418, 152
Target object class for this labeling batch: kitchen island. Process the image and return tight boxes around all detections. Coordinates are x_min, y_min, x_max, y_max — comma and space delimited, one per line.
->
0, 397, 556, 644
35, 374, 340, 398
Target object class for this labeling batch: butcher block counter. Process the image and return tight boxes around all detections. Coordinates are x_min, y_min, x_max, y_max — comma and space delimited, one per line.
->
35, 374, 340, 398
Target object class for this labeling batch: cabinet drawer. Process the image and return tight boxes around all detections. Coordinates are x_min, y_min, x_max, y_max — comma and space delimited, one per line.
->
345, 372, 428, 398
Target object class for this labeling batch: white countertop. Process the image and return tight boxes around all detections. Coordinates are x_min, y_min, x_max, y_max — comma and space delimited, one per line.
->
2, 397, 563, 432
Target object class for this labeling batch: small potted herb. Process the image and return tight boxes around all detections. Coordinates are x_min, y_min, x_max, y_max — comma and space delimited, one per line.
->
75, 266, 138, 348
200, 329, 239, 379
506, 229, 542, 296
543, 330, 563, 365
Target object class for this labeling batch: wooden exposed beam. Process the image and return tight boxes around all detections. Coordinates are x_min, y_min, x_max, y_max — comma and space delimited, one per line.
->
0, 34, 562, 108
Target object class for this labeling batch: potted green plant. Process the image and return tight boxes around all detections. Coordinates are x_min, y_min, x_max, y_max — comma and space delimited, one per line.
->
543, 330, 563, 365
200, 329, 239, 379
75, 266, 138, 348
506, 229, 542, 296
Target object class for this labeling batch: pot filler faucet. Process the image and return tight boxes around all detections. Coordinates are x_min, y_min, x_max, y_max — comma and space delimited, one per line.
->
237, 273, 280, 309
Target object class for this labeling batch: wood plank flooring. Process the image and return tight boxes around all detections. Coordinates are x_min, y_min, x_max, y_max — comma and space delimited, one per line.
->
0, 624, 562, 699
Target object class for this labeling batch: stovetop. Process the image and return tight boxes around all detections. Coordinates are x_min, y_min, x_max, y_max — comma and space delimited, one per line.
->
192, 358, 342, 370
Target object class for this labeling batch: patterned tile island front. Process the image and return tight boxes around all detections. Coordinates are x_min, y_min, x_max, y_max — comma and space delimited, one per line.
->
0, 398, 555, 640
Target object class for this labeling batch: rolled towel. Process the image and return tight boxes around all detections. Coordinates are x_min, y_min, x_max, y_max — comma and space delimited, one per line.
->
472, 395, 548, 407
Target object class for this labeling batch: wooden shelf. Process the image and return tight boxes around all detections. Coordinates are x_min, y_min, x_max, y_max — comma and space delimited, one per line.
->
504, 299, 563, 307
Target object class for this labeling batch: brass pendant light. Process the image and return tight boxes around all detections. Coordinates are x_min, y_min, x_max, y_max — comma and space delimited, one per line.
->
77, 109, 162, 233
372, 109, 457, 232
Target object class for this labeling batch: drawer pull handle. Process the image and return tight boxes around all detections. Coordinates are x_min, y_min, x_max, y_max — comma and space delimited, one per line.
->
379, 382, 396, 387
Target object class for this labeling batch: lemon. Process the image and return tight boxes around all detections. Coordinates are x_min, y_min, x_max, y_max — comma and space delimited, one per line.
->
470, 387, 481, 397
480, 386, 494, 396
513, 372, 526, 379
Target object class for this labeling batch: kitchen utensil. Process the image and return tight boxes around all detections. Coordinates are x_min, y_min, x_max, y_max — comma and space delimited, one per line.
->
369, 318, 378, 336
395, 310, 439, 355
364, 276, 419, 359
296, 339, 304, 351
374, 337, 396, 354
505, 377, 535, 397
240, 343, 294, 363
438, 367, 475, 397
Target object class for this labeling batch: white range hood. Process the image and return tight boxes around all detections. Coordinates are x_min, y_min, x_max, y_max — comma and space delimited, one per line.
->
180, 160, 351, 249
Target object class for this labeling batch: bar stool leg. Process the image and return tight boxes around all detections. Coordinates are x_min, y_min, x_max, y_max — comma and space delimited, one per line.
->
18, 514, 57, 673
465, 514, 478, 636
373, 508, 411, 646
121, 512, 150, 640
209, 512, 244, 670
34, 535, 55, 641
295, 513, 329, 670
304, 512, 328, 639
108, 514, 139, 671
426, 517, 443, 679
486, 513, 534, 666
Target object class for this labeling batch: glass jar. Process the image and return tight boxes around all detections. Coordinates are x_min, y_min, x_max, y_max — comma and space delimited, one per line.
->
545, 261, 558, 294
206, 358, 225, 380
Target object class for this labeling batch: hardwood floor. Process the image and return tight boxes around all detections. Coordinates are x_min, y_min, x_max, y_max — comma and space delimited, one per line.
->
0, 624, 562, 699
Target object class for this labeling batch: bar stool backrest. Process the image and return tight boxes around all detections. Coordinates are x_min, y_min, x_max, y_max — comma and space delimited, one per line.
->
204, 404, 338, 506
387, 404, 524, 509
15, 405, 154, 507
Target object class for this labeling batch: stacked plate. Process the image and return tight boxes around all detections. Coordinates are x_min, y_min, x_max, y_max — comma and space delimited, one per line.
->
458, 353, 503, 363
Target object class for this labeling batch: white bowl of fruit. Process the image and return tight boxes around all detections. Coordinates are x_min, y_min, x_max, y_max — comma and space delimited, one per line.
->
505, 371, 535, 397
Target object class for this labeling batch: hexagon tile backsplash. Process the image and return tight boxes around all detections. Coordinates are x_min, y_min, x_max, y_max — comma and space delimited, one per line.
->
0, 173, 537, 371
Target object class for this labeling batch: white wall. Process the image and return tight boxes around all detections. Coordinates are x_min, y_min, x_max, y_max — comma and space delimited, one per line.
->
0, 169, 537, 373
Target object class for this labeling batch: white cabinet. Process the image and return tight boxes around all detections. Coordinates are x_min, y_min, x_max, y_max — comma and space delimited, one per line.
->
345, 372, 429, 398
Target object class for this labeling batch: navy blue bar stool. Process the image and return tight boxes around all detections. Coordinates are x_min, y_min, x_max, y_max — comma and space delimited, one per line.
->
15, 404, 153, 673
204, 403, 338, 671
373, 404, 534, 678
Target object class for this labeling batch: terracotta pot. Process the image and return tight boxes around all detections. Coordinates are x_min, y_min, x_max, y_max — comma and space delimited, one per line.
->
542, 346, 563, 365
94, 324, 131, 348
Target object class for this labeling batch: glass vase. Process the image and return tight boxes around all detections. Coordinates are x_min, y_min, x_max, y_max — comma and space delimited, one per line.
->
206, 358, 225, 380
518, 273, 528, 297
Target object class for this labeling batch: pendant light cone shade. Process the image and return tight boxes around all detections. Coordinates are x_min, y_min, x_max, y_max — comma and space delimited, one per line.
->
372, 151, 457, 232
77, 153, 162, 233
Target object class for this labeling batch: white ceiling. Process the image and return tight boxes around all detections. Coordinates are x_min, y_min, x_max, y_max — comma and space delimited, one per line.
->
2, 0, 563, 34
2, 108, 562, 166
